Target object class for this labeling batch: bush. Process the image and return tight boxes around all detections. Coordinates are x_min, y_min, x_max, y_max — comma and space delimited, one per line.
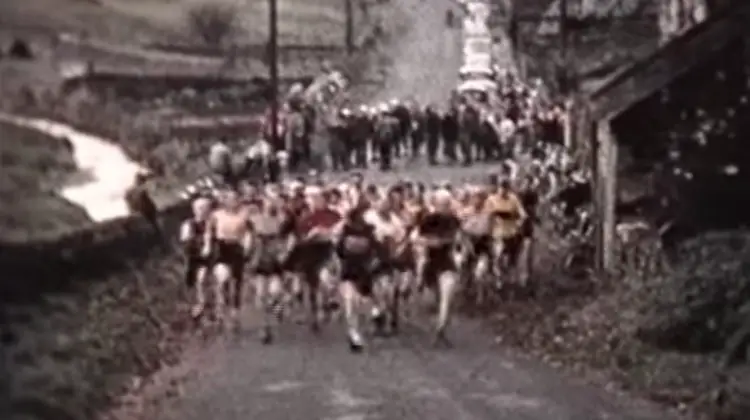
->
185, 3, 242, 48
636, 232, 750, 355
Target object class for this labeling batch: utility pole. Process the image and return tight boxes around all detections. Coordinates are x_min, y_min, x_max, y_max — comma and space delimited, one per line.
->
344, 0, 354, 54
268, 0, 280, 151
558, 0, 571, 95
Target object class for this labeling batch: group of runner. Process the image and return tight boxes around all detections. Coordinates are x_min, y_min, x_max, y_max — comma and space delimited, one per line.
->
169, 57, 593, 352
178, 169, 538, 351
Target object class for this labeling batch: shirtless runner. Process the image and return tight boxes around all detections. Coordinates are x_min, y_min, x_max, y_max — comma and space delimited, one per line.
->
179, 196, 214, 319
364, 189, 409, 335
415, 189, 462, 345
250, 195, 294, 344
204, 188, 255, 324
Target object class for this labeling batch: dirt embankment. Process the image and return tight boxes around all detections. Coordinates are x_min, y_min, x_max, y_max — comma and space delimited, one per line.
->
0, 200, 191, 420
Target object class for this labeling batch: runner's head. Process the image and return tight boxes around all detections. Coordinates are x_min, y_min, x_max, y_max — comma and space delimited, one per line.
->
221, 188, 241, 210
468, 185, 486, 208
365, 184, 379, 203
347, 201, 368, 223
327, 187, 343, 206
388, 183, 404, 203
305, 185, 325, 209
349, 171, 363, 188
192, 196, 213, 220
433, 189, 452, 212
499, 179, 512, 196
486, 172, 499, 188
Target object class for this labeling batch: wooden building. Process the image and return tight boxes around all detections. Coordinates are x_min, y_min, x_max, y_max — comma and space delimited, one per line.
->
578, 0, 750, 271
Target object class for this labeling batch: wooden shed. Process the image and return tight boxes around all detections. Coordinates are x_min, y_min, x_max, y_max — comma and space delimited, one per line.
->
579, 1, 750, 271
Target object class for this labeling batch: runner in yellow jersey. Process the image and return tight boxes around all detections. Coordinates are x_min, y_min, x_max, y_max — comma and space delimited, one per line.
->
483, 179, 527, 276
484, 180, 527, 239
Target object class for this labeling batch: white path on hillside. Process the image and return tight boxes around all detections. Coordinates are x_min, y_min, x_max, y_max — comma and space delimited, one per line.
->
374, 0, 463, 105
0, 113, 145, 222
480, 1, 518, 73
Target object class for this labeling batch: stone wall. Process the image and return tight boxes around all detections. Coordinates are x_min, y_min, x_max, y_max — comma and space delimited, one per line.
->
0, 199, 194, 420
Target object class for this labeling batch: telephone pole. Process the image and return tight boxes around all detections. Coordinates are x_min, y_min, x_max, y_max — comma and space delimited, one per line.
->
268, 0, 280, 150
344, 0, 354, 54
558, 0, 574, 96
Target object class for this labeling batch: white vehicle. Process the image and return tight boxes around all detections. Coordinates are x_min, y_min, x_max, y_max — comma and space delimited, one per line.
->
457, 78, 497, 94
459, 63, 494, 80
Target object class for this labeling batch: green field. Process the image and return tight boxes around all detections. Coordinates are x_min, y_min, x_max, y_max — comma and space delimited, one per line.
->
0, 122, 90, 242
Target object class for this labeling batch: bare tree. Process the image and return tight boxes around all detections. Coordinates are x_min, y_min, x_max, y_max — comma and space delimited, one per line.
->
186, 3, 241, 48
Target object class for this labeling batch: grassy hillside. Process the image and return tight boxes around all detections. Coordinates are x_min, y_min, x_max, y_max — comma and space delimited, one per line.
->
0, 122, 90, 242
0, 0, 351, 45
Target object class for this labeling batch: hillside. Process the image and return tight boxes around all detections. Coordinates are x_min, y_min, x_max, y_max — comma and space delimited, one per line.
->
0, 0, 351, 45
0, 0, 376, 242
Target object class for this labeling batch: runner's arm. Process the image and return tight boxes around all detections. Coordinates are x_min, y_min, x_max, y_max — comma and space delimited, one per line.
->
242, 218, 255, 257
179, 220, 193, 244
179, 220, 198, 256
331, 220, 346, 240
201, 215, 216, 257
513, 195, 528, 221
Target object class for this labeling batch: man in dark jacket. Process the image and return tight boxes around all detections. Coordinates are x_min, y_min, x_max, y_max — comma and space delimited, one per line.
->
441, 105, 459, 163
391, 100, 412, 159
350, 106, 374, 169
424, 105, 442, 165
125, 171, 163, 237
374, 106, 400, 171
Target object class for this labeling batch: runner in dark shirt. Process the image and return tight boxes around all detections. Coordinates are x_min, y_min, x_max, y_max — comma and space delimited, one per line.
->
417, 208, 462, 279
336, 205, 389, 352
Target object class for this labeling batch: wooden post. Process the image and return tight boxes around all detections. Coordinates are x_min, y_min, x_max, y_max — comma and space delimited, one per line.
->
562, 96, 589, 164
595, 120, 618, 272
590, 118, 601, 269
